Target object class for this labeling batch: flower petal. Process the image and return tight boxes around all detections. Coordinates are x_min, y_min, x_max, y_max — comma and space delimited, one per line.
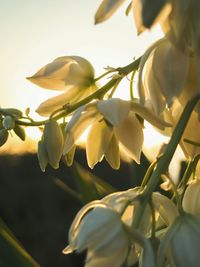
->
105, 133, 120, 169
130, 102, 171, 130
97, 98, 130, 126
85, 245, 128, 267
115, 114, 143, 164
27, 58, 74, 90
152, 39, 189, 106
152, 192, 178, 225
143, 50, 166, 114
36, 87, 80, 116
86, 119, 114, 169
76, 207, 122, 252
64, 108, 99, 154
94, 0, 126, 24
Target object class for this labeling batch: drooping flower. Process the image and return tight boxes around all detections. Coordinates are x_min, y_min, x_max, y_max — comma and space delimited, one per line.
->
137, 37, 200, 115
63, 98, 170, 169
158, 213, 200, 267
27, 56, 96, 116
37, 119, 64, 171
63, 189, 155, 267
162, 0, 200, 55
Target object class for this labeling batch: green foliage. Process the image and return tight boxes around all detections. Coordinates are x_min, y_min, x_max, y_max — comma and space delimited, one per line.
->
0, 218, 40, 267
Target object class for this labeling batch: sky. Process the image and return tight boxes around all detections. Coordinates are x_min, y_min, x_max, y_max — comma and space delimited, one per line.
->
0, 0, 163, 153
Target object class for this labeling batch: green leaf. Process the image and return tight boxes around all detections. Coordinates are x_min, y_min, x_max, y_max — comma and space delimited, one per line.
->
0, 129, 8, 147
0, 218, 40, 267
14, 125, 26, 141
72, 162, 116, 204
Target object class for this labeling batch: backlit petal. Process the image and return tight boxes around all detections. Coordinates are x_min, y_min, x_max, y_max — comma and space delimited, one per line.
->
95, 0, 126, 24
97, 98, 130, 126
86, 119, 114, 169
115, 114, 143, 163
105, 133, 120, 169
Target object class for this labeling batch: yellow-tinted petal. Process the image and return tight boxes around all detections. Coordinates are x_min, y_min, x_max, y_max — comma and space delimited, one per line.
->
36, 87, 80, 116
97, 98, 130, 126
105, 133, 120, 169
152, 39, 189, 106
115, 114, 143, 163
152, 192, 178, 225
64, 108, 98, 154
27, 59, 73, 90
94, 0, 126, 24
86, 119, 114, 169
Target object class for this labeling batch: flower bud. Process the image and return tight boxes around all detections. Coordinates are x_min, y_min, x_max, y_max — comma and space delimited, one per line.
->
0, 129, 9, 147
43, 120, 64, 169
182, 180, 200, 217
27, 56, 94, 90
13, 125, 26, 141
2, 116, 15, 130
158, 213, 200, 267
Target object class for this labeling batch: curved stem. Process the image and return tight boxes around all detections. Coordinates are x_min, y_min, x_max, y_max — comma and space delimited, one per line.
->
15, 57, 141, 127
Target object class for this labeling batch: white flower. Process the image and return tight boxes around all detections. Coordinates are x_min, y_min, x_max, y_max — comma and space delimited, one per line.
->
63, 98, 170, 169
158, 213, 200, 267
27, 56, 96, 116
63, 189, 155, 267
64, 206, 130, 267
138, 38, 200, 115
162, 0, 200, 55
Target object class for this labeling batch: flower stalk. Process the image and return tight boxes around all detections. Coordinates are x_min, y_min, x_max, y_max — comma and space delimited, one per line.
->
133, 94, 200, 229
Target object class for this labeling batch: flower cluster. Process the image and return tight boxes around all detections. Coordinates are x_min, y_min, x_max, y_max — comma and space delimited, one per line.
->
63, 188, 178, 267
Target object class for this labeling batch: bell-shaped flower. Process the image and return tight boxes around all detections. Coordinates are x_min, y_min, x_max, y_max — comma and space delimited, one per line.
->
63, 189, 155, 267
37, 119, 64, 171
162, 0, 200, 55
182, 179, 200, 218
158, 213, 200, 267
27, 56, 96, 116
64, 206, 130, 267
64, 98, 170, 169
138, 37, 200, 115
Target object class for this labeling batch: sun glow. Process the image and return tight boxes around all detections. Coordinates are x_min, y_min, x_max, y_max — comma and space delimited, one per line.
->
0, 1, 164, 155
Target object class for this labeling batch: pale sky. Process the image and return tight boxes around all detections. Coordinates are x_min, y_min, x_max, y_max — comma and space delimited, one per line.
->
0, 0, 162, 153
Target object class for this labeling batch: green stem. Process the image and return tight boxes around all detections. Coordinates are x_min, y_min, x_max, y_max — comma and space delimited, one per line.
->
94, 69, 117, 82
133, 94, 200, 228
15, 57, 141, 127
141, 161, 157, 189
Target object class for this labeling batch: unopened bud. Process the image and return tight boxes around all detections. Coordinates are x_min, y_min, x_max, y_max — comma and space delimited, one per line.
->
13, 125, 26, 141
2, 116, 15, 130
43, 120, 64, 169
